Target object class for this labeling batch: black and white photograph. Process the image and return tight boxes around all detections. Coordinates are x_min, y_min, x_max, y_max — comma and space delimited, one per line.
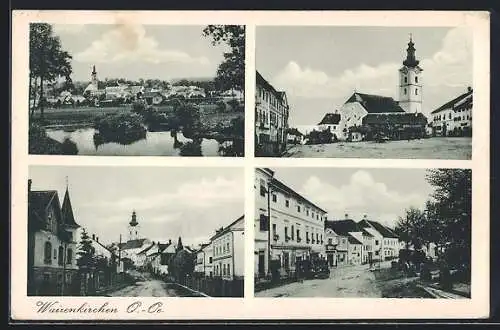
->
28, 24, 245, 156
27, 166, 245, 297
255, 27, 473, 159
254, 167, 471, 298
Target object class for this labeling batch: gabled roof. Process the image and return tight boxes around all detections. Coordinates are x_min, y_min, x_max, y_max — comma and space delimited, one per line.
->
362, 112, 428, 125
120, 238, 149, 250
325, 219, 363, 236
271, 178, 327, 213
256, 71, 288, 105
430, 89, 473, 114
138, 242, 156, 255
318, 113, 341, 125
358, 220, 399, 239
61, 188, 80, 228
347, 234, 363, 245
345, 92, 406, 114
29, 190, 59, 226
287, 128, 304, 136
210, 215, 245, 241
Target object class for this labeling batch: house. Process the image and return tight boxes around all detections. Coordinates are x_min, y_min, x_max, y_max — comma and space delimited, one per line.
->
358, 218, 399, 261
211, 215, 245, 280
255, 71, 290, 156
27, 180, 80, 296
195, 243, 213, 277
255, 168, 327, 279
118, 238, 152, 268
318, 113, 342, 141
286, 128, 304, 145
347, 234, 363, 265
430, 87, 473, 137
143, 91, 165, 105
361, 112, 428, 140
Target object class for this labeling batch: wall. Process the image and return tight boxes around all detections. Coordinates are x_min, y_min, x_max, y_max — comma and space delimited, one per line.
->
233, 230, 245, 278
399, 67, 423, 114
338, 102, 368, 140
34, 231, 78, 270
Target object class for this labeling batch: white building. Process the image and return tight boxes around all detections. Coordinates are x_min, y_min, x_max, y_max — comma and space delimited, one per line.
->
358, 219, 399, 261
211, 216, 245, 280
254, 168, 327, 279
398, 36, 423, 114
430, 87, 473, 137
317, 112, 343, 141
116, 211, 152, 268
195, 243, 213, 277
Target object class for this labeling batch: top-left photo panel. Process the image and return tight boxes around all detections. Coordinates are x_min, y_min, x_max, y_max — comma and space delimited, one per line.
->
28, 24, 245, 157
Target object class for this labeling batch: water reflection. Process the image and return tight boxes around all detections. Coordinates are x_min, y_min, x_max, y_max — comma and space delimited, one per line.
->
46, 128, 224, 156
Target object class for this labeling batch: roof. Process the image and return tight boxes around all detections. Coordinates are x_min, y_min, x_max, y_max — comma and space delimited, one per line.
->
138, 243, 156, 255
271, 178, 327, 213
120, 238, 149, 250
345, 92, 406, 114
325, 219, 363, 236
210, 215, 245, 241
287, 128, 304, 136
358, 220, 399, 239
256, 71, 288, 104
348, 234, 363, 245
318, 113, 341, 125
430, 89, 473, 114
362, 112, 428, 125
61, 188, 80, 228
29, 190, 59, 226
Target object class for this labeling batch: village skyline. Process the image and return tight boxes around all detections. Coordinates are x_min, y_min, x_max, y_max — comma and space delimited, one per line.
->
256, 26, 472, 127
267, 167, 434, 228
28, 166, 244, 248
52, 24, 226, 82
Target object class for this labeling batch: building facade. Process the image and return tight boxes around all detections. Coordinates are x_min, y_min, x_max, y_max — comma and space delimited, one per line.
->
398, 36, 423, 114
195, 243, 214, 277
431, 87, 473, 137
28, 180, 80, 296
255, 71, 290, 156
211, 216, 245, 280
254, 168, 327, 280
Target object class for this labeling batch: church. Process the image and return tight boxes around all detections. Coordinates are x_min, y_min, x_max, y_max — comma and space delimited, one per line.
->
321, 36, 428, 142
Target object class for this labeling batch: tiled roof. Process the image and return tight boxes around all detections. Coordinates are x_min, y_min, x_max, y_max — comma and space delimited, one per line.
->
29, 190, 59, 226
138, 243, 156, 255
362, 112, 428, 125
358, 220, 399, 239
325, 219, 364, 236
61, 188, 80, 228
287, 128, 304, 136
210, 215, 245, 241
121, 238, 149, 250
430, 89, 473, 114
345, 92, 406, 114
347, 234, 363, 245
318, 113, 341, 125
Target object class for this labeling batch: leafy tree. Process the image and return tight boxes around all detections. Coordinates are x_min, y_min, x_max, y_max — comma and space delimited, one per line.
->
168, 249, 195, 284
29, 23, 73, 120
77, 229, 96, 271
203, 25, 245, 92
394, 207, 426, 250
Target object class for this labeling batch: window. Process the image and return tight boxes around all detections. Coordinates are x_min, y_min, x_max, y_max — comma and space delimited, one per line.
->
312, 212, 315, 219
223, 264, 226, 275
44, 242, 52, 264
272, 194, 277, 202
296, 229, 300, 241
209, 257, 212, 263
404, 76, 408, 83
297, 205, 301, 212
291, 226, 295, 240
375, 240, 379, 245
316, 233, 319, 243
320, 234, 323, 243
260, 183, 266, 197
67, 248, 73, 264
53, 249, 57, 260
58, 246, 64, 266
259, 214, 268, 231
284, 227, 288, 239
272, 223, 277, 236
415, 76, 418, 83
226, 242, 230, 253
415, 88, 418, 95
328, 238, 332, 245
285, 200, 289, 207
227, 264, 231, 276
306, 209, 309, 216
306, 232, 309, 242
404, 88, 407, 95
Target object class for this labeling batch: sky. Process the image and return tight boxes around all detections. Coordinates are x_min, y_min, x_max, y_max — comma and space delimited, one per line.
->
29, 166, 244, 249
256, 26, 473, 127
51, 24, 227, 82
266, 167, 434, 229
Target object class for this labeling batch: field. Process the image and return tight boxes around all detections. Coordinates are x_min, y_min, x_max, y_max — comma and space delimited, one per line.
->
284, 137, 472, 160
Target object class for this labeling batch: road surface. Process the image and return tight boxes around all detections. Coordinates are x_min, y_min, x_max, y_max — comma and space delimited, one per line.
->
256, 263, 383, 298
107, 273, 183, 297
284, 137, 471, 160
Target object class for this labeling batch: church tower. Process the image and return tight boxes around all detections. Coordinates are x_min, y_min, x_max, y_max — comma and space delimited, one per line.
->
128, 210, 140, 241
91, 65, 98, 89
398, 35, 423, 113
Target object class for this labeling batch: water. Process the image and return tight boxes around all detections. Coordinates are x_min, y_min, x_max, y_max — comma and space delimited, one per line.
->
46, 128, 226, 156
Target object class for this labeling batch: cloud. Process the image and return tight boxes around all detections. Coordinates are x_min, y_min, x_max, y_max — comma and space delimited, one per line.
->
86, 176, 243, 212
272, 27, 472, 112
300, 170, 427, 226
53, 24, 87, 35
74, 24, 210, 65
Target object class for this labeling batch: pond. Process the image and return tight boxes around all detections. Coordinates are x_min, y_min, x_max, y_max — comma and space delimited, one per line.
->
45, 128, 237, 156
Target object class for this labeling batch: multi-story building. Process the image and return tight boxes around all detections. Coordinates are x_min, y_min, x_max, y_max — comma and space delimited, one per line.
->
255, 71, 290, 156
254, 168, 327, 279
430, 87, 473, 137
211, 216, 245, 280
358, 218, 399, 261
27, 180, 80, 296
317, 112, 342, 141
195, 242, 214, 278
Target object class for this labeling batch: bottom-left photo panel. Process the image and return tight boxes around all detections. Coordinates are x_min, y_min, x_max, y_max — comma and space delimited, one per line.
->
27, 165, 245, 298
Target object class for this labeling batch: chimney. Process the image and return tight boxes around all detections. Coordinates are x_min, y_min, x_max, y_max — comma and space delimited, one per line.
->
96, 237, 99, 242
169, 239, 172, 244
345, 213, 349, 219
363, 214, 367, 219
28, 179, 32, 193
92, 234, 95, 240
467, 86, 472, 92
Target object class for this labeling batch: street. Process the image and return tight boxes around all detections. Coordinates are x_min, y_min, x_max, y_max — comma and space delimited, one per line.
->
107, 273, 184, 297
284, 137, 471, 160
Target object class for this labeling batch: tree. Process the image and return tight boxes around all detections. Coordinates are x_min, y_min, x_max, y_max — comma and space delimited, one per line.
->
202, 25, 245, 92
176, 236, 184, 253
394, 206, 426, 250
76, 229, 96, 271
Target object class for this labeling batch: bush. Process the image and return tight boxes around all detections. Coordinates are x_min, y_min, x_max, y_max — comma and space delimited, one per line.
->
216, 101, 226, 113
61, 138, 78, 155
132, 100, 146, 113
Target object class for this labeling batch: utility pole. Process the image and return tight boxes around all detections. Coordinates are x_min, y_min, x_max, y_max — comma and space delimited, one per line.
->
119, 234, 122, 274
267, 182, 271, 279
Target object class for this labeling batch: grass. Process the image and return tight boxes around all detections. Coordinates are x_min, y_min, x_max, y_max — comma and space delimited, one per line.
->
373, 267, 433, 298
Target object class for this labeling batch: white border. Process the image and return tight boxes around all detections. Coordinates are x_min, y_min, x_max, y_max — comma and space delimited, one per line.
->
11, 10, 490, 320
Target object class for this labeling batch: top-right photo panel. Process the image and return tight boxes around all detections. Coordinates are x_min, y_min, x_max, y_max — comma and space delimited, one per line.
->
255, 26, 472, 159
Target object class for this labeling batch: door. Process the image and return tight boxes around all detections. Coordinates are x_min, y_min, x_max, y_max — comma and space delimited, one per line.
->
258, 251, 265, 277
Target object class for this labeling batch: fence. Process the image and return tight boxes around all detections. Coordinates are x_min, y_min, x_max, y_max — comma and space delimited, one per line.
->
183, 276, 244, 297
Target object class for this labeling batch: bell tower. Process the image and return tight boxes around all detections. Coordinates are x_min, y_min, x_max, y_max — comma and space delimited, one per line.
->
128, 210, 140, 241
398, 34, 423, 113
91, 65, 98, 89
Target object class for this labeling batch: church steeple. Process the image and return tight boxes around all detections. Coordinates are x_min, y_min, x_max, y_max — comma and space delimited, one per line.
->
91, 65, 98, 88
61, 178, 80, 229
128, 210, 140, 241
403, 34, 420, 68
129, 210, 138, 227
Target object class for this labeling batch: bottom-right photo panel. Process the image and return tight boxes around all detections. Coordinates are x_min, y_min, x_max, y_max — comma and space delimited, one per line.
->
254, 167, 471, 299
